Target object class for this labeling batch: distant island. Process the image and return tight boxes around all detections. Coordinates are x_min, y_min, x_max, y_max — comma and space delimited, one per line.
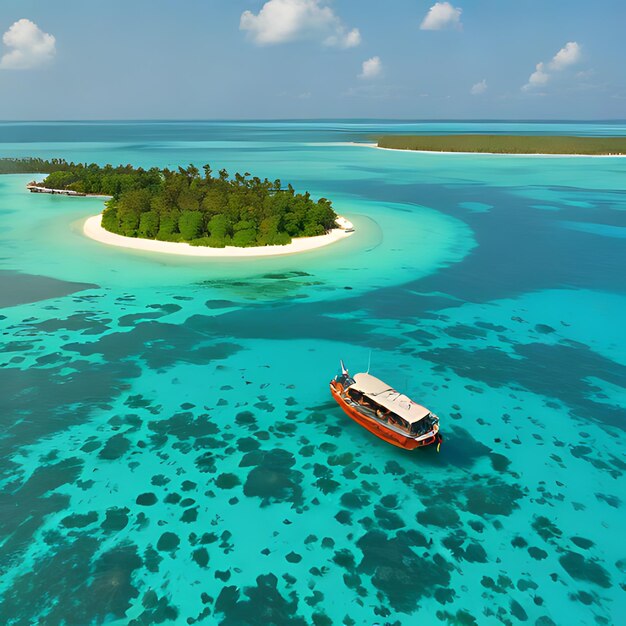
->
3, 158, 341, 248
376, 135, 626, 155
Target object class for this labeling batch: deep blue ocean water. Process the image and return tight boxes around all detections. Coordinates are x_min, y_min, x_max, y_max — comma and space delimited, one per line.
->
0, 121, 625, 625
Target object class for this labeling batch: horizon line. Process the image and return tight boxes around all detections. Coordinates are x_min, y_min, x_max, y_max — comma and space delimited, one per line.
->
1, 118, 626, 124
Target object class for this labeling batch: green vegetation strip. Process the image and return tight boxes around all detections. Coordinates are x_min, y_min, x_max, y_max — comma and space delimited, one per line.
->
0, 157, 75, 174
2, 158, 337, 248
377, 135, 626, 155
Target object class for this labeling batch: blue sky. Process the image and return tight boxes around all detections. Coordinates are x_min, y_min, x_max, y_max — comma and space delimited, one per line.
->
0, 0, 624, 119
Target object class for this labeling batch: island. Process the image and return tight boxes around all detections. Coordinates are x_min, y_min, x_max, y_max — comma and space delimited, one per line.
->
376, 135, 626, 155
2, 158, 354, 254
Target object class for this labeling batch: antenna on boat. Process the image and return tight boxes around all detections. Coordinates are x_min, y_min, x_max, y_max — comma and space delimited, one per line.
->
366, 350, 372, 374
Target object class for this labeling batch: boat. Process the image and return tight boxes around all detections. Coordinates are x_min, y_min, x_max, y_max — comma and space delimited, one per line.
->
330, 361, 442, 451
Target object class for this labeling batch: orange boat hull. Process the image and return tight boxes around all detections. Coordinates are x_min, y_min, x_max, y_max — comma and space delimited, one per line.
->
330, 381, 440, 450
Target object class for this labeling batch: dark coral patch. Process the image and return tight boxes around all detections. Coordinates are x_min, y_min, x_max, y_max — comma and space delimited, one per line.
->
489, 453, 511, 472
528, 547, 548, 560
129, 589, 178, 624
60, 511, 98, 528
242, 449, 303, 506
532, 515, 562, 542
216, 473, 241, 489
237, 436, 260, 452
571, 536, 594, 550
89, 545, 143, 619
535, 324, 556, 334
98, 434, 131, 460
384, 461, 405, 476
0, 457, 83, 567
380, 494, 399, 508
357, 530, 450, 612
181, 508, 198, 523
463, 543, 487, 563
64, 320, 240, 371
149, 412, 219, 441
510, 599, 528, 621
118, 310, 172, 327
0, 360, 139, 483
444, 323, 487, 340
436, 609, 478, 625
33, 312, 109, 335
417, 505, 460, 528
193, 547, 209, 568
148, 303, 182, 314
314, 477, 340, 494
340, 490, 370, 510
205, 299, 237, 309
101, 507, 129, 532
136, 492, 157, 506
235, 411, 257, 429
464, 481, 524, 516
559, 551, 611, 588
156, 532, 180, 552
195, 452, 217, 474
215, 574, 307, 625
374, 506, 406, 530
80, 439, 101, 453
0, 537, 141, 625
420, 342, 626, 430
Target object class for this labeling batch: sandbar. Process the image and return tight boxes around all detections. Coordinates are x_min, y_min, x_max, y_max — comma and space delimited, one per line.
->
350, 142, 626, 158
83, 214, 354, 258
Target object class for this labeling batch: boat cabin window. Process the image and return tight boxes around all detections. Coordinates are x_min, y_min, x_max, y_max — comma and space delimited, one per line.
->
410, 413, 434, 435
347, 389, 364, 403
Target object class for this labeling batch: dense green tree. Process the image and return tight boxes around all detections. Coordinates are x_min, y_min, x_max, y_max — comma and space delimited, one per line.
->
157, 210, 182, 241
201, 188, 225, 215
19, 158, 339, 248
138, 211, 160, 238
179, 211, 204, 240
257, 215, 281, 245
101, 202, 118, 232
115, 188, 152, 236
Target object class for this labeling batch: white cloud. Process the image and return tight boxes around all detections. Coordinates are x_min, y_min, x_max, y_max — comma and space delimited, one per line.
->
549, 41, 581, 70
523, 42, 582, 91
0, 19, 56, 70
240, 0, 360, 48
420, 2, 462, 31
470, 79, 487, 95
523, 62, 550, 91
359, 56, 382, 80
324, 26, 361, 49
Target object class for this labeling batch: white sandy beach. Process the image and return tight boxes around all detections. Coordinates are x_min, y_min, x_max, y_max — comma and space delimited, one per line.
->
83, 214, 354, 257
350, 142, 626, 158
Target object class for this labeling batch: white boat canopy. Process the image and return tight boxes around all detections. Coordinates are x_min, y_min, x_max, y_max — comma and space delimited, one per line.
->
347, 373, 430, 424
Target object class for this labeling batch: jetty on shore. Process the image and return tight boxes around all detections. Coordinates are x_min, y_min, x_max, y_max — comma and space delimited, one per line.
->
27, 182, 86, 197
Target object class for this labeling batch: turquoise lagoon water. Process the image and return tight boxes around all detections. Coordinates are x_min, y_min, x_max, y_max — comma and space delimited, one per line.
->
0, 121, 625, 625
